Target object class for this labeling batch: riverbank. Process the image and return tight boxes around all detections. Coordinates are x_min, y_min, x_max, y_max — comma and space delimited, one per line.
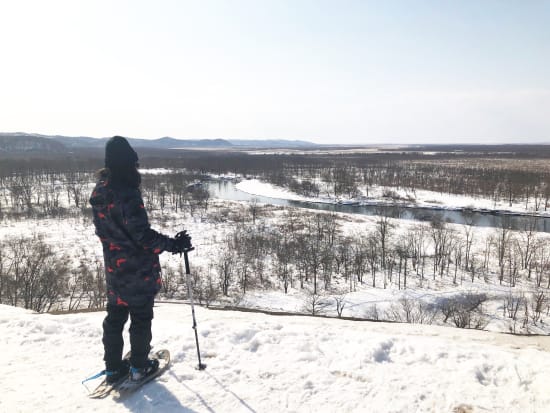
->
236, 178, 550, 219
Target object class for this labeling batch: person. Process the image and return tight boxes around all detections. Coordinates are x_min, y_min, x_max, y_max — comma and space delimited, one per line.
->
89, 136, 191, 383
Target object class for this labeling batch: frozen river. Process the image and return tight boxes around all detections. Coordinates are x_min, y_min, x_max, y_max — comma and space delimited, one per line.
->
206, 180, 550, 232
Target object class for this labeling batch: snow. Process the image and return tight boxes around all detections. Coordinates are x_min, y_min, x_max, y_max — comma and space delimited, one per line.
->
1, 303, 549, 412
237, 179, 326, 203
139, 168, 176, 175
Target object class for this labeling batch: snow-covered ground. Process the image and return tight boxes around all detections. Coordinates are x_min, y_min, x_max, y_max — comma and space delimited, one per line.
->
236, 179, 550, 216
2, 303, 549, 413
2, 173, 550, 411
237, 179, 313, 203
139, 168, 176, 175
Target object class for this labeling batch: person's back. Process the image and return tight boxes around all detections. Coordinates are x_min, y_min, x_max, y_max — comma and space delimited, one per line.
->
89, 136, 191, 383
90, 168, 164, 307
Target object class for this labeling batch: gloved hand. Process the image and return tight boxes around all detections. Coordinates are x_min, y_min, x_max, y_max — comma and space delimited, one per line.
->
172, 230, 192, 253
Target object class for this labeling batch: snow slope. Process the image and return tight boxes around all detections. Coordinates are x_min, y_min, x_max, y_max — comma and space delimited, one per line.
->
1, 303, 549, 413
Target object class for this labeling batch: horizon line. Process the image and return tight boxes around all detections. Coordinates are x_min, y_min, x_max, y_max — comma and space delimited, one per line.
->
1, 131, 548, 146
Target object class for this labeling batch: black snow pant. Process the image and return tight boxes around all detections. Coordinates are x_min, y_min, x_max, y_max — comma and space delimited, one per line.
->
102, 299, 154, 371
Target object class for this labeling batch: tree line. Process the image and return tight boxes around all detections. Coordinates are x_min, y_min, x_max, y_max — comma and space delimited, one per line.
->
2, 147, 550, 213
0, 170, 209, 220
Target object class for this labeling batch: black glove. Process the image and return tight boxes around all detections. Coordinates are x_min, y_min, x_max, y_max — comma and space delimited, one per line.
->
172, 230, 192, 253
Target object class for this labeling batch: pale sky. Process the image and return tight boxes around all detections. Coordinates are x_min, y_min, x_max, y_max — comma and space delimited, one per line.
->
1, 0, 549, 144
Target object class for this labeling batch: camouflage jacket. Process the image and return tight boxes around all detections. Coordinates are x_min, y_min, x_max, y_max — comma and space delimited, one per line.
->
89, 173, 173, 306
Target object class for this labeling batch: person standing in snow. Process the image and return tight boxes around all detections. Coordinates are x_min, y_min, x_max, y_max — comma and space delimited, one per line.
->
89, 136, 192, 383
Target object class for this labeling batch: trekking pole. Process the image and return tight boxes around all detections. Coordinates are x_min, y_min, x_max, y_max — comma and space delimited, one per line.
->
182, 247, 207, 370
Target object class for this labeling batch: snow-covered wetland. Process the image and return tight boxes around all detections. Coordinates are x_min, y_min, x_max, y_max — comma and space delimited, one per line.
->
2, 158, 550, 412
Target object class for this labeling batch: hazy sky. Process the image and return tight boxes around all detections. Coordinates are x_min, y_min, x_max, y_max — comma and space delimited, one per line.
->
1, 0, 549, 144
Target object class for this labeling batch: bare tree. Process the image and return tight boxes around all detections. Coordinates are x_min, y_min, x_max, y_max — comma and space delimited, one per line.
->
249, 198, 261, 225
215, 245, 235, 297
332, 291, 347, 317
386, 297, 437, 324
530, 291, 548, 325
1, 235, 69, 312
430, 219, 455, 278
439, 293, 489, 329
303, 288, 330, 316
462, 224, 475, 272
518, 217, 539, 271
492, 225, 512, 285
375, 214, 393, 270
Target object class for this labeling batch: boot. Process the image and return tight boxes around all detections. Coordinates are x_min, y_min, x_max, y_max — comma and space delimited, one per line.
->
129, 358, 159, 382
106, 359, 130, 384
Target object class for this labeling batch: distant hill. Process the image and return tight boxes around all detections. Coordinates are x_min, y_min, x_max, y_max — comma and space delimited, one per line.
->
0, 132, 320, 152
131, 137, 233, 148
48, 135, 233, 149
0, 133, 235, 151
227, 139, 316, 148
0, 133, 67, 153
